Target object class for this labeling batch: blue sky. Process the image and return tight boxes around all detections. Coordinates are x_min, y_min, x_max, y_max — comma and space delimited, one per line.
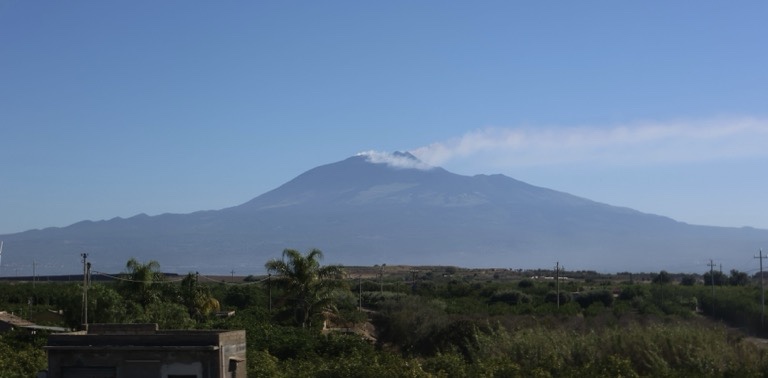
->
1, 1, 767, 235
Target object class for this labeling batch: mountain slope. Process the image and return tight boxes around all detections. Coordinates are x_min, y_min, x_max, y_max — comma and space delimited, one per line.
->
1, 153, 765, 275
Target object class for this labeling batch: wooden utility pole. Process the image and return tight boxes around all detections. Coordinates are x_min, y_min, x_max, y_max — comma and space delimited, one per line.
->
268, 273, 272, 313
555, 262, 560, 309
80, 253, 89, 327
379, 264, 386, 294
756, 249, 766, 328
708, 259, 717, 317
358, 275, 362, 311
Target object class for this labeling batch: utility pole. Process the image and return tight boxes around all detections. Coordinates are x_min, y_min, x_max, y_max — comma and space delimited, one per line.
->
358, 275, 362, 311
32, 260, 37, 288
379, 264, 386, 294
268, 273, 272, 313
708, 259, 717, 317
756, 249, 766, 328
410, 270, 419, 292
80, 253, 89, 327
555, 262, 560, 309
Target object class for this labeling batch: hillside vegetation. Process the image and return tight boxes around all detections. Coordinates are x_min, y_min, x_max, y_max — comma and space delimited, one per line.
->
2, 255, 768, 377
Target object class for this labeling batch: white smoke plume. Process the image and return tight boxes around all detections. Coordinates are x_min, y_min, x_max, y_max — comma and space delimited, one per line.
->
357, 150, 434, 170
409, 117, 768, 168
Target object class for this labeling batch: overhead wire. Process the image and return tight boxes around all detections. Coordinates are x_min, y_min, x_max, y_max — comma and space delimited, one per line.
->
91, 270, 186, 284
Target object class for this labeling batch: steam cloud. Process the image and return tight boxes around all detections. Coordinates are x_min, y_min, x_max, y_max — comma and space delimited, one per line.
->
409, 117, 768, 168
357, 150, 434, 170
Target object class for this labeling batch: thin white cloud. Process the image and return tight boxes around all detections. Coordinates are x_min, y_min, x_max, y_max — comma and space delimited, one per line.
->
357, 150, 434, 170
410, 117, 768, 168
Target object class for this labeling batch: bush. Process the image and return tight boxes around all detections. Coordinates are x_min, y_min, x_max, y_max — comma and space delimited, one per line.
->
576, 290, 614, 308
517, 279, 535, 289
618, 285, 648, 301
374, 296, 449, 356
0, 330, 47, 378
423, 352, 467, 377
489, 290, 532, 306
544, 291, 571, 305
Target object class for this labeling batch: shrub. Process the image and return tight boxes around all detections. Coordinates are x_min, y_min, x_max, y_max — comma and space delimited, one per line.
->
544, 291, 571, 305
489, 290, 532, 306
618, 285, 648, 301
576, 290, 614, 308
517, 279, 535, 289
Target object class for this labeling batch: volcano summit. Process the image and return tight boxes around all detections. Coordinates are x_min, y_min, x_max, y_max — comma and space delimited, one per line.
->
1, 152, 765, 275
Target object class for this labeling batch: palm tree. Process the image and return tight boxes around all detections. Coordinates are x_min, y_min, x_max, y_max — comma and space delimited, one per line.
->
180, 273, 220, 320
120, 258, 164, 308
265, 248, 346, 327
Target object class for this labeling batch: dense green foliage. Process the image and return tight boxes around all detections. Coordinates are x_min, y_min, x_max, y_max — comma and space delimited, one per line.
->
265, 249, 347, 328
0, 329, 47, 378
3, 261, 768, 377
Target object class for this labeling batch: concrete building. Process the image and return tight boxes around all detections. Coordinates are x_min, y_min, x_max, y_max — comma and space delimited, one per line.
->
0, 310, 69, 333
0, 310, 35, 331
43, 323, 246, 378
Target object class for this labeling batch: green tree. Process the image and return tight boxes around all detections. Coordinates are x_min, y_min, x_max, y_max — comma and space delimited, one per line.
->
141, 301, 195, 329
0, 330, 47, 378
223, 285, 266, 310
728, 269, 750, 286
119, 258, 164, 307
652, 270, 671, 284
179, 273, 221, 321
89, 284, 129, 324
265, 248, 346, 328
653, 270, 671, 305
703, 270, 727, 286
680, 275, 697, 286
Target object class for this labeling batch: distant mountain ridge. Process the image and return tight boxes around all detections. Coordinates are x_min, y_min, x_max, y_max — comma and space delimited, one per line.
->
1, 152, 766, 275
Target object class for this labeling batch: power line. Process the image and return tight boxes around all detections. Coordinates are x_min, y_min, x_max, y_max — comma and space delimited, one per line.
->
197, 274, 269, 285
91, 271, 186, 284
